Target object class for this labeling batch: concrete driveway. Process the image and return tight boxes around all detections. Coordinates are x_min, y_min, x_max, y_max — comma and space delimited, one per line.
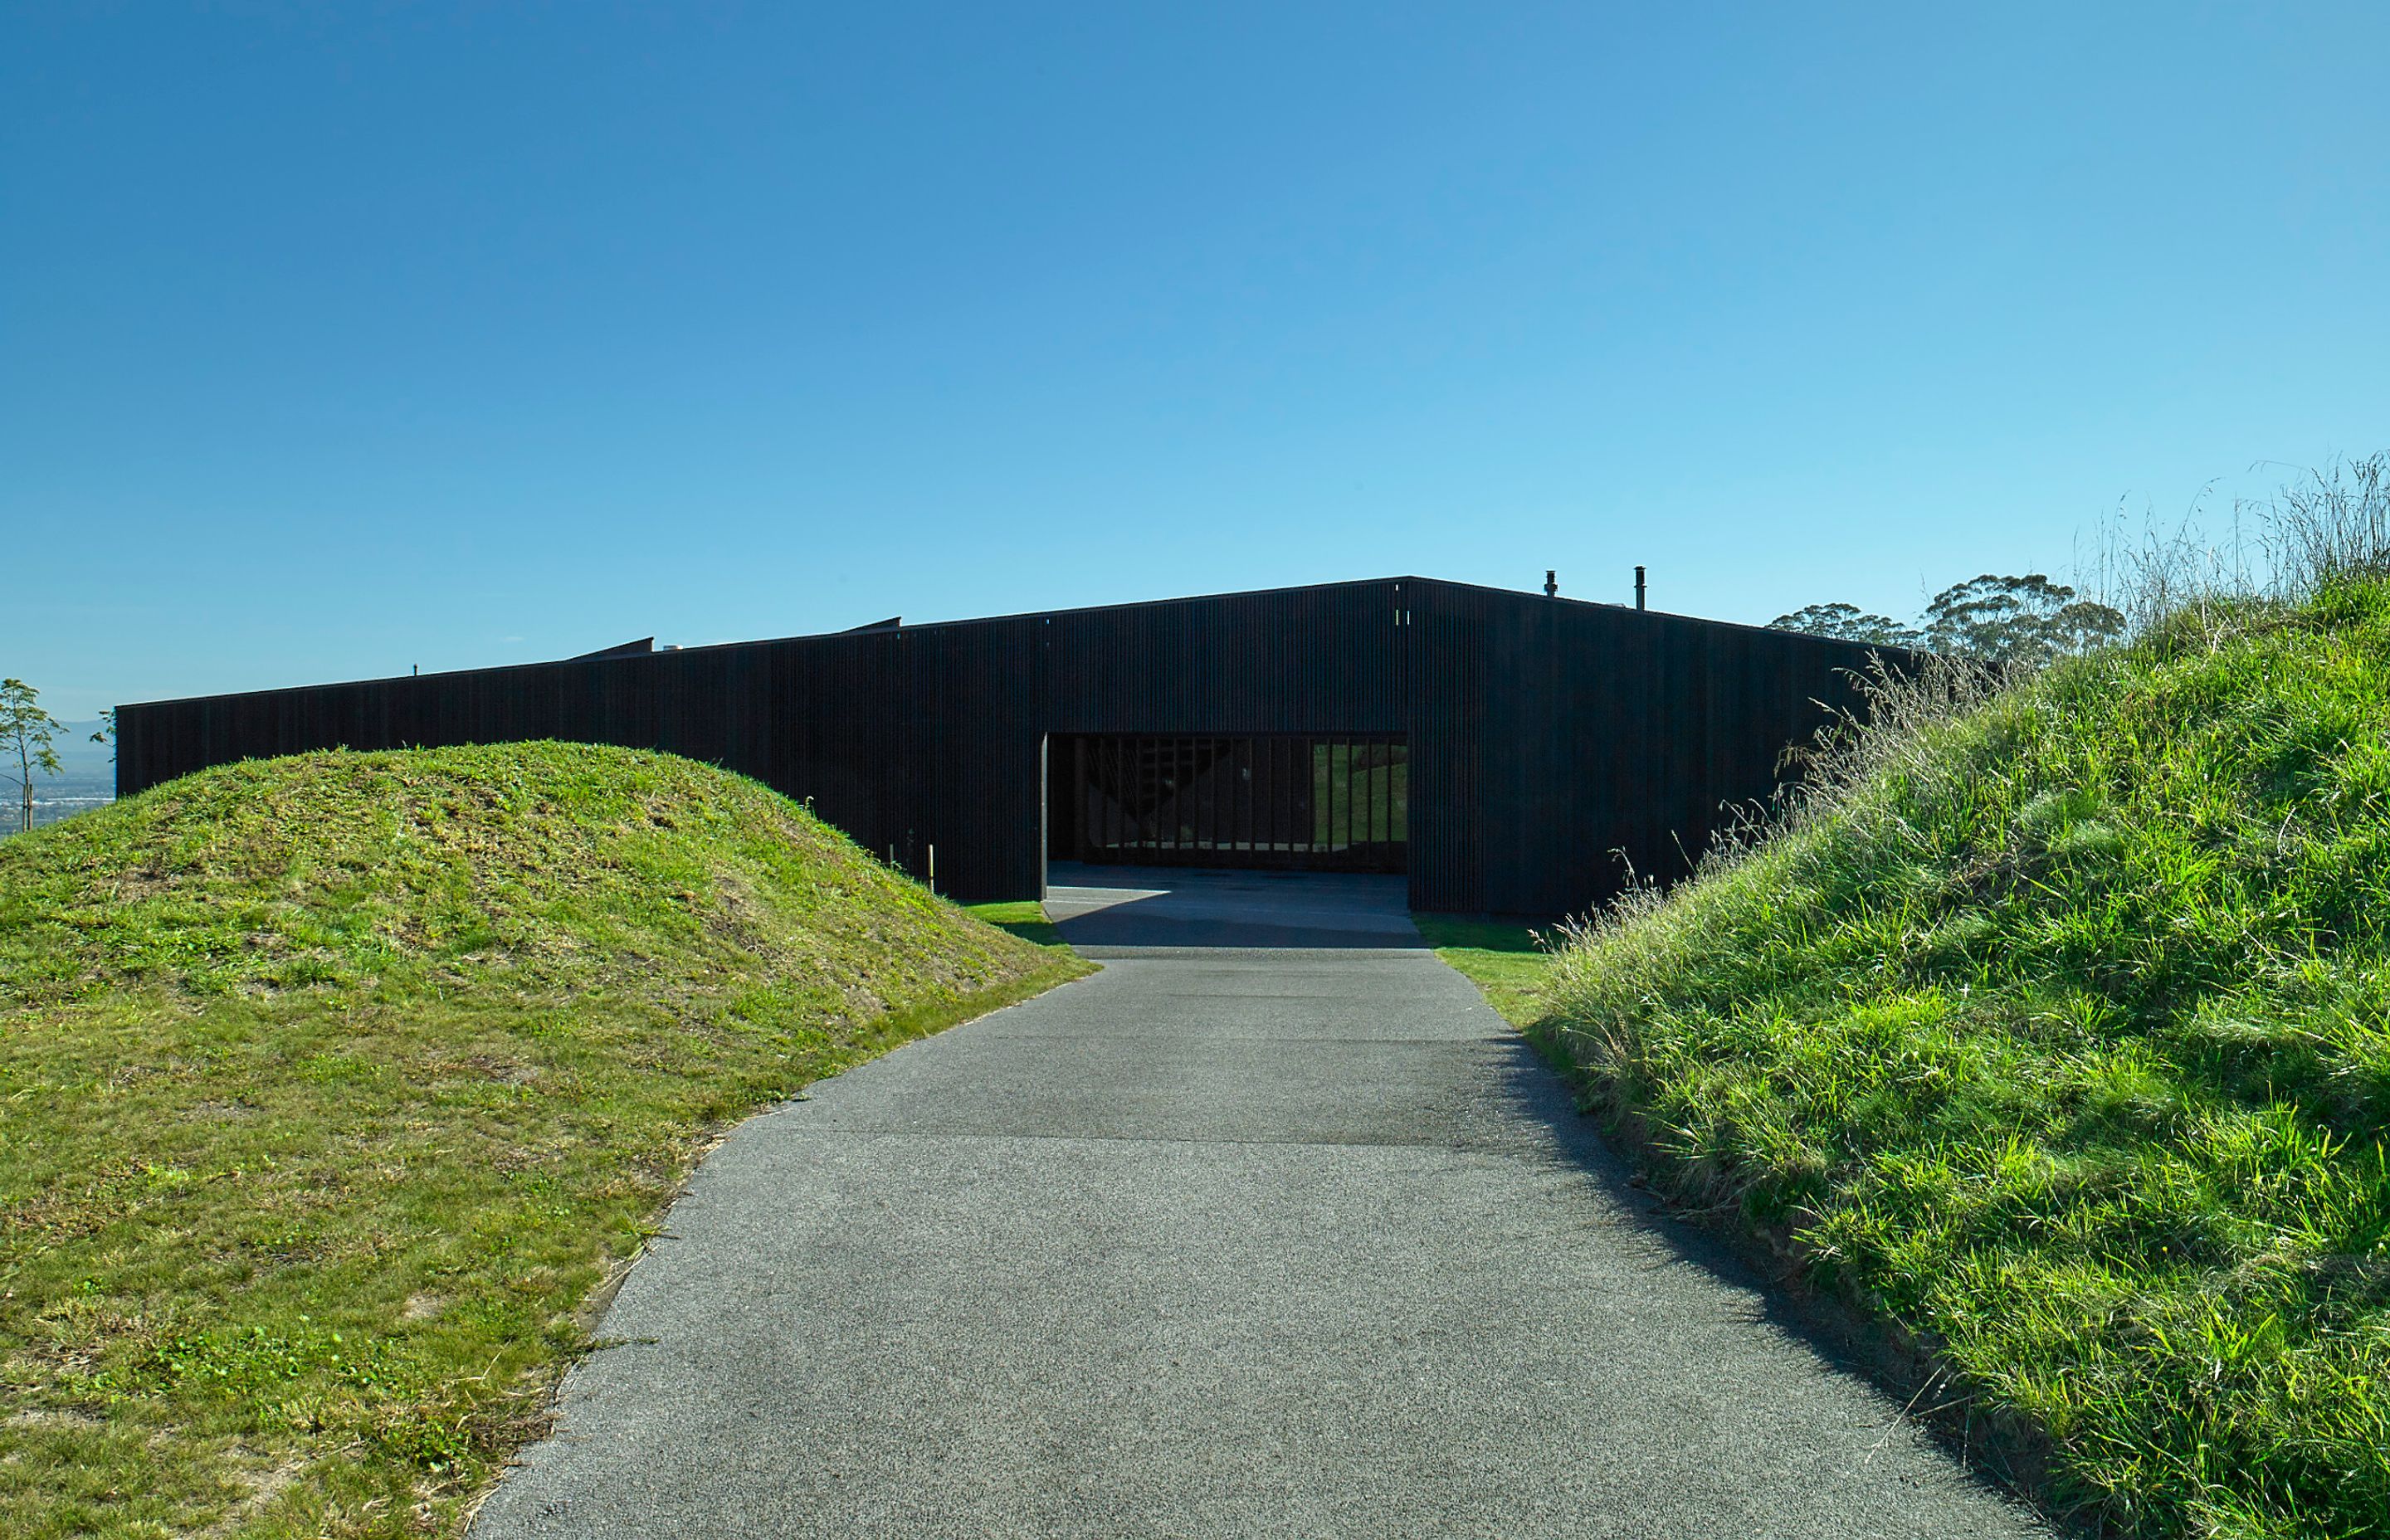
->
473, 865, 2044, 1538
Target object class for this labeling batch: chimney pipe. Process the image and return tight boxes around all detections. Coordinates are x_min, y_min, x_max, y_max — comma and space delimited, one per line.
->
1634, 566, 1647, 611
1543, 569, 1558, 598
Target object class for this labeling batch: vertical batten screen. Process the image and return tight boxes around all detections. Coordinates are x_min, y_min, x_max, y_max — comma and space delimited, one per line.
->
1052, 733, 1407, 873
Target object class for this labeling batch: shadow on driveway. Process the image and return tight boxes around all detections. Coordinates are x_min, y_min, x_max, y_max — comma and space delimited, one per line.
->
1045, 861, 1422, 951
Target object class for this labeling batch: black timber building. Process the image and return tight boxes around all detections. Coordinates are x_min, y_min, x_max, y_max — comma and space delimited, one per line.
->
116, 577, 1888, 916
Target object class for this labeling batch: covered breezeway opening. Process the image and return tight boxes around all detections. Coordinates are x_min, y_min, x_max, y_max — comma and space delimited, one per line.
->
1046, 733, 1407, 875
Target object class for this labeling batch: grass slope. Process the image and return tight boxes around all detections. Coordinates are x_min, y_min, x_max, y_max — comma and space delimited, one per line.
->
1411, 915, 1553, 1028
961, 899, 1072, 949
1538, 582, 2390, 1538
0, 743, 1087, 1538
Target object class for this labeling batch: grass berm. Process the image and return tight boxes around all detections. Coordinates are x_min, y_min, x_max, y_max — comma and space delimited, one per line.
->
1440, 578, 2390, 1539
0, 742, 1087, 1538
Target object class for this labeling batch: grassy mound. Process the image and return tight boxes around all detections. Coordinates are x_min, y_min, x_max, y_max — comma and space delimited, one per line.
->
1539, 581, 2390, 1538
0, 743, 1085, 1538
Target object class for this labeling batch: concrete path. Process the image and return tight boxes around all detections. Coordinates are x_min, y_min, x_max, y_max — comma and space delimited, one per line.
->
474, 866, 2044, 1538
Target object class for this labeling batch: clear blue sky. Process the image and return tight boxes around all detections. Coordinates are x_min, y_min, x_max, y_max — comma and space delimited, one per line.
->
7, 3, 2388, 718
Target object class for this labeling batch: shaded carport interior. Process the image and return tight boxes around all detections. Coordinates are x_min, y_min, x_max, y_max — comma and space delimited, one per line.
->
1046, 733, 1410, 875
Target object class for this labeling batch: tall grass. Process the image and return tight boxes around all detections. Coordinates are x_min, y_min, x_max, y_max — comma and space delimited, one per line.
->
1539, 458, 2390, 1538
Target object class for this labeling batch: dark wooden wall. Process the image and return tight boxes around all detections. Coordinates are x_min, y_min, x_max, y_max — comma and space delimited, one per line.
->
116, 577, 1888, 915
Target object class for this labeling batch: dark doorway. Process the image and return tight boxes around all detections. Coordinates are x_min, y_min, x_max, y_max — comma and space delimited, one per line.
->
1049, 734, 1407, 873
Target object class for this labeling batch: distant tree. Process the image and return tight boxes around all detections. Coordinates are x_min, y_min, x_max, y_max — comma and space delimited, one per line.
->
1767, 602, 1924, 648
1922, 573, 2125, 665
1, 679, 64, 836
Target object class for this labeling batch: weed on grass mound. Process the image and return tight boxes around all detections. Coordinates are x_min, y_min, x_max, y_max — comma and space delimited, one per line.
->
1543, 581, 2390, 1538
0, 743, 1085, 1538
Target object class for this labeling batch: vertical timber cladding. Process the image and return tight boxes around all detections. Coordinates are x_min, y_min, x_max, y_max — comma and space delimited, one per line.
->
113, 574, 1889, 914
1405, 580, 1885, 917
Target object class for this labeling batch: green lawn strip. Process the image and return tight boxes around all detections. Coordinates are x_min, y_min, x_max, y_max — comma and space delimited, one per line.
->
1538, 580, 2390, 1538
0, 743, 1090, 1539
1412, 914, 1558, 1028
962, 899, 1073, 951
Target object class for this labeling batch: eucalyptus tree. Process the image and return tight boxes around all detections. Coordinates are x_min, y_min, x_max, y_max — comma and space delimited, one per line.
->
1921, 574, 2125, 666
1766, 602, 1924, 648
0, 678, 63, 835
